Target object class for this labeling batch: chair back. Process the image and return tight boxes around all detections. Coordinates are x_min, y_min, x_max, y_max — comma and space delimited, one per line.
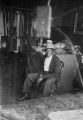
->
55, 60, 64, 92
60, 60, 64, 73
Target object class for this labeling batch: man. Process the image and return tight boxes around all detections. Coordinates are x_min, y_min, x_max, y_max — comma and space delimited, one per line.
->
37, 42, 61, 96
17, 40, 61, 101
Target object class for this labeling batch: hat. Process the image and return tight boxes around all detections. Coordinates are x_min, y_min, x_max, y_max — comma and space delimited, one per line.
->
46, 42, 54, 49
47, 40, 53, 44
43, 40, 53, 47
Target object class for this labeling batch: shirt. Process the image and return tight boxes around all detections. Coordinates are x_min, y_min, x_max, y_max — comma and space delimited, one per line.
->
44, 54, 53, 71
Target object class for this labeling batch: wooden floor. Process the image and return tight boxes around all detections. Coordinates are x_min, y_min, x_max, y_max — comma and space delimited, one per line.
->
0, 92, 83, 120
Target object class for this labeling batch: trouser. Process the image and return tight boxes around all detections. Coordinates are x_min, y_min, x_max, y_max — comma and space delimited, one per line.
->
42, 77, 57, 96
23, 73, 40, 94
23, 72, 57, 97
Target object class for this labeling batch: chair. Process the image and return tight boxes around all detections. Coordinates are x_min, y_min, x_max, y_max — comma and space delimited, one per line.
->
50, 60, 64, 95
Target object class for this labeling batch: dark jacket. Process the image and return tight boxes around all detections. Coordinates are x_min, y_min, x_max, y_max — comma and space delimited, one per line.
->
43, 54, 61, 79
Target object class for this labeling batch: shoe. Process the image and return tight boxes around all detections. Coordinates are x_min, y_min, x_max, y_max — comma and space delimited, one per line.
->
16, 94, 31, 101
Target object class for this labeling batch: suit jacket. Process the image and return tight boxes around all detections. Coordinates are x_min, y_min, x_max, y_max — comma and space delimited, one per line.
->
43, 53, 61, 79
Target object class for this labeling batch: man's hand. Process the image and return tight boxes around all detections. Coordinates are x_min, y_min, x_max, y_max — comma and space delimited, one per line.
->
37, 74, 43, 85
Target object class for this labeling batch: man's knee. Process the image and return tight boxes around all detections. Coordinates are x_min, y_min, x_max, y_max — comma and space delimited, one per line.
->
27, 73, 40, 82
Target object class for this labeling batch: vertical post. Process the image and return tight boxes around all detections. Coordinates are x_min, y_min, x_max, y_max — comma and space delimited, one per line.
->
47, 0, 51, 6
17, 11, 20, 52
47, 0, 52, 39
48, 6, 52, 39
74, 12, 78, 33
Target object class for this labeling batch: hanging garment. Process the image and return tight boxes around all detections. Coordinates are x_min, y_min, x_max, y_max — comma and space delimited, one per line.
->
0, 10, 4, 48
17, 11, 20, 37
0, 10, 4, 35
16, 11, 20, 52
26, 14, 28, 35
13, 12, 18, 28
24, 13, 28, 35
3, 10, 7, 36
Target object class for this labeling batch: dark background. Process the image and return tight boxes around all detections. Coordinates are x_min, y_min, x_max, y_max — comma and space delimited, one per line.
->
1, 0, 83, 10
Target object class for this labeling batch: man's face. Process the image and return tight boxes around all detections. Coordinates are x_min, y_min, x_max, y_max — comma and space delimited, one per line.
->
46, 48, 53, 57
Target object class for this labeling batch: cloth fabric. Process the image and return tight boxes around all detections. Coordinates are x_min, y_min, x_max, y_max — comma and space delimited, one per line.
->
23, 73, 40, 94
0, 10, 4, 34
44, 54, 53, 71
42, 77, 56, 96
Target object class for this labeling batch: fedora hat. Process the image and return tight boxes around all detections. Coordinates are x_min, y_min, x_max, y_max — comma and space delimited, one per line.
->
46, 42, 54, 49
46, 40, 53, 44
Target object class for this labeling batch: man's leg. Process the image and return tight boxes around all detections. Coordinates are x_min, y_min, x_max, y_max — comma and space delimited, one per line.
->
42, 77, 56, 97
23, 73, 40, 94
17, 73, 40, 101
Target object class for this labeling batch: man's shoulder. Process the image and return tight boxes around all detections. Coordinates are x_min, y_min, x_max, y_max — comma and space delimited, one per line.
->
53, 53, 59, 59
52, 54, 61, 63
